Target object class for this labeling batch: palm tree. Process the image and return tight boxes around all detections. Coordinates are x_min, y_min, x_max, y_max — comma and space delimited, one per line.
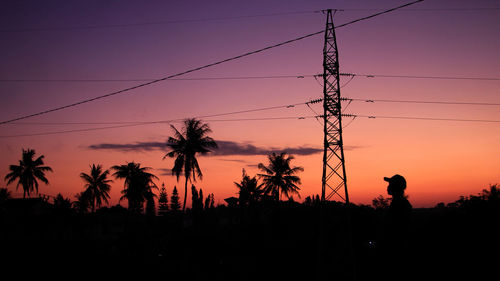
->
164, 118, 218, 212
234, 169, 263, 206
80, 164, 113, 213
73, 191, 91, 213
112, 162, 158, 214
257, 152, 304, 201
5, 148, 53, 198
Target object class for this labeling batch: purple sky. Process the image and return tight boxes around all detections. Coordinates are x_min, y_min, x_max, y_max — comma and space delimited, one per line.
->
1, 0, 499, 207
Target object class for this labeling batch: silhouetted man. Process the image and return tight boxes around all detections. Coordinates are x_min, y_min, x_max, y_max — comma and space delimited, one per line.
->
385, 174, 412, 234
381, 174, 412, 280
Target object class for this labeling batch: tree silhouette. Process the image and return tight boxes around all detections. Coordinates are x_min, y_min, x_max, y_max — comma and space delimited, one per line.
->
112, 162, 158, 214
73, 191, 90, 213
5, 148, 53, 198
204, 193, 214, 210
80, 164, 112, 213
482, 184, 499, 201
0, 188, 12, 212
145, 189, 157, 216
53, 193, 72, 212
170, 186, 181, 212
164, 118, 218, 212
191, 185, 204, 212
0, 187, 12, 202
372, 195, 391, 210
158, 183, 169, 215
234, 168, 263, 206
257, 152, 303, 201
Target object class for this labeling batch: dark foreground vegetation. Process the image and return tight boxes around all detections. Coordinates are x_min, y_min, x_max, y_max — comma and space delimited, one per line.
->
1, 186, 498, 280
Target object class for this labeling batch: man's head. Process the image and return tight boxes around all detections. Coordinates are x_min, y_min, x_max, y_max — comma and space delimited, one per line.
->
384, 174, 406, 197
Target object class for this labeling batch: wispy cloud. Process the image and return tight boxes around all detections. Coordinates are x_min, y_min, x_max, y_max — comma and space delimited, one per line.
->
87, 140, 356, 156
155, 168, 184, 177
88, 141, 165, 151
215, 159, 249, 163
211, 140, 323, 156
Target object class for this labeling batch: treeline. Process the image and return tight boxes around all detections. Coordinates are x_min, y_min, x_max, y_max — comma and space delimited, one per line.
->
1, 183, 498, 280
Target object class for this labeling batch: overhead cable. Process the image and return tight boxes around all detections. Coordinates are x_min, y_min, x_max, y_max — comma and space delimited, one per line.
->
342, 114, 500, 123
343, 98, 500, 106
338, 73, 500, 81
0, 116, 315, 138
0, 11, 318, 33
0, 0, 424, 125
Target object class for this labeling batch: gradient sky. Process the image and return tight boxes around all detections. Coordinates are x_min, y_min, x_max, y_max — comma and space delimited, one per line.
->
1, 0, 499, 208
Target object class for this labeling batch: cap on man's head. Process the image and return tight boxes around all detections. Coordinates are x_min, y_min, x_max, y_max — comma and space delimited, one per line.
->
384, 174, 406, 189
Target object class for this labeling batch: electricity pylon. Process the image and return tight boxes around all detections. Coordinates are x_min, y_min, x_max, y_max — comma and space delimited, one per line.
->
318, 11, 357, 281
321, 9, 350, 204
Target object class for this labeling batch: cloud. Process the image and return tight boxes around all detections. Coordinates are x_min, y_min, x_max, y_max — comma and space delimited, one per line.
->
344, 145, 364, 151
211, 140, 323, 156
88, 140, 333, 156
215, 159, 249, 163
88, 141, 165, 152
155, 168, 183, 177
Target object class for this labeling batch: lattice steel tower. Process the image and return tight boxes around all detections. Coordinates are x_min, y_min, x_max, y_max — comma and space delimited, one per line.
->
321, 9, 350, 204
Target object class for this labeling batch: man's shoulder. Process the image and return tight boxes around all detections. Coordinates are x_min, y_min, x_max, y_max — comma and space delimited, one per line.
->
390, 197, 412, 210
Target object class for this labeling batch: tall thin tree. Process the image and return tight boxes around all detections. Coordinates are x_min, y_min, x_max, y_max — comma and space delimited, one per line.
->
164, 118, 217, 212
80, 164, 113, 213
170, 186, 181, 212
158, 183, 169, 215
5, 148, 53, 198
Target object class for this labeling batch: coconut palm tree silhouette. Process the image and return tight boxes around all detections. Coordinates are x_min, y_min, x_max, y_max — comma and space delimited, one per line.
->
73, 191, 91, 213
112, 162, 158, 213
80, 164, 113, 213
5, 148, 53, 198
258, 152, 303, 201
164, 118, 217, 212
234, 168, 263, 206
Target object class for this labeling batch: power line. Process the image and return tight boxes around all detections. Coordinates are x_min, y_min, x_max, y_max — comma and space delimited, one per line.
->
0, 116, 316, 138
0, 35, 323, 125
300, 96, 500, 107
196, 101, 305, 119
6, 110, 499, 138
333, 0, 423, 28
0, 11, 318, 33
2, 5, 495, 33
338, 8, 500, 12
338, 72, 500, 81
207, 116, 315, 122
0, 74, 316, 83
0, 0, 423, 126
343, 114, 500, 123
13, 94, 498, 128
6, 72, 500, 83
0, 98, 318, 137
344, 97, 500, 106
10, 2, 474, 34
5, 100, 310, 126
0, 122, 171, 138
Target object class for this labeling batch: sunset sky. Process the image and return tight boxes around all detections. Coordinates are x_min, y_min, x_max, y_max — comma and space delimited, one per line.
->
1, 0, 499, 208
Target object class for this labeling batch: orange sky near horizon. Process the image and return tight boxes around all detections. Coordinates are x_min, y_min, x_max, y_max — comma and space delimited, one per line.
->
1, 0, 499, 208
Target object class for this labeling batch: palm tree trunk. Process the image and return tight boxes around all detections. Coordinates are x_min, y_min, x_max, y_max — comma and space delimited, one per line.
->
183, 176, 188, 212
